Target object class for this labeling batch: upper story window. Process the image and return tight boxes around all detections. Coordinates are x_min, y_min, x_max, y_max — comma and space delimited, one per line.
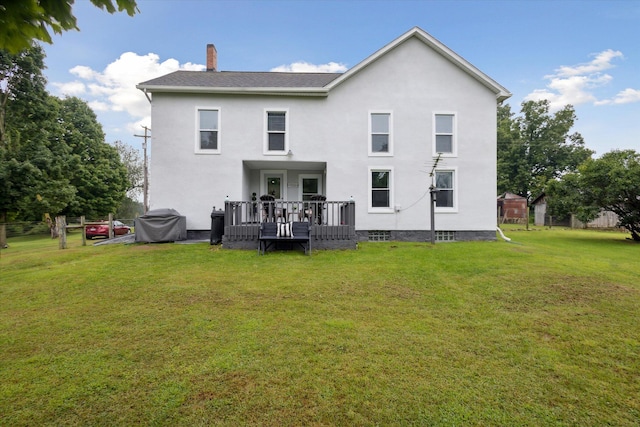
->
197, 108, 220, 153
434, 113, 456, 156
265, 110, 288, 154
369, 111, 393, 156
369, 167, 394, 213
435, 170, 456, 210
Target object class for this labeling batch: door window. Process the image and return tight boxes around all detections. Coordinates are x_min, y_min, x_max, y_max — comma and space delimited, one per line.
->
302, 178, 318, 201
267, 177, 282, 199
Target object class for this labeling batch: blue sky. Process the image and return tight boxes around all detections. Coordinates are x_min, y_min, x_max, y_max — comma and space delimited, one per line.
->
44, 0, 639, 156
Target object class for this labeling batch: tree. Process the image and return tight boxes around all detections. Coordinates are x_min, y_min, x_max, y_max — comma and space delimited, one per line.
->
113, 140, 143, 199
545, 173, 599, 225
115, 195, 143, 219
0, 0, 138, 54
57, 97, 128, 219
1, 45, 128, 246
497, 100, 593, 201
579, 150, 640, 241
497, 104, 529, 198
0, 45, 75, 246
113, 140, 144, 219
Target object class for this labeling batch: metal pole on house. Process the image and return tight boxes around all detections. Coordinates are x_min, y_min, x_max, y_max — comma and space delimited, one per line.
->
134, 125, 151, 214
427, 153, 442, 245
430, 185, 437, 245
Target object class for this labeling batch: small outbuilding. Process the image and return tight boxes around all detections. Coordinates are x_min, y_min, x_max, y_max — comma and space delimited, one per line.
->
531, 193, 547, 226
497, 192, 528, 224
533, 193, 620, 228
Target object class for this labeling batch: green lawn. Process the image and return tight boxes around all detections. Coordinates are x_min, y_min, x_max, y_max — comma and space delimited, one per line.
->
1, 227, 639, 426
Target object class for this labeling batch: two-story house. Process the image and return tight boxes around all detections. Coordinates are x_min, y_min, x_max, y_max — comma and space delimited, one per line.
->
137, 27, 510, 248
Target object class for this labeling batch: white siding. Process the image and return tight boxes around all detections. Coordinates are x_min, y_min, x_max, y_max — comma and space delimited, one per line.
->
149, 37, 499, 233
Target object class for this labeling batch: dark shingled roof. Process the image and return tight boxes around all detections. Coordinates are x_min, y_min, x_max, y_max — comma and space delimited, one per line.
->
139, 70, 342, 89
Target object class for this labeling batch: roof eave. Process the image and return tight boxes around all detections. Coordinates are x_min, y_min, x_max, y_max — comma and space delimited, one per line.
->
135, 84, 330, 97
497, 91, 512, 103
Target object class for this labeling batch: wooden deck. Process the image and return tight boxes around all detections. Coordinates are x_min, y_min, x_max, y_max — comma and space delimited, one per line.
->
222, 200, 357, 250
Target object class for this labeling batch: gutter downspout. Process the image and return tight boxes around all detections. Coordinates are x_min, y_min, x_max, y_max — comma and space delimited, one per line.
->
497, 226, 511, 242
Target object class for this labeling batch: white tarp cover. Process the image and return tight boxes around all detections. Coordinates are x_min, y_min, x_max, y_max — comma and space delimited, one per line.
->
135, 208, 187, 242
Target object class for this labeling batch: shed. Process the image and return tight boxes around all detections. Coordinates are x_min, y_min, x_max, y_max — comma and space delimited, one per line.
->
531, 193, 547, 226
497, 192, 528, 223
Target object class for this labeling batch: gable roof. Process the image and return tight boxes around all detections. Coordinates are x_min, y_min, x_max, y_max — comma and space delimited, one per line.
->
137, 26, 511, 102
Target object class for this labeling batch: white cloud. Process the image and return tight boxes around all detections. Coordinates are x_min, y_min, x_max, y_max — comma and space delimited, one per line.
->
552, 49, 623, 77
525, 49, 640, 109
87, 100, 110, 111
70, 65, 99, 80
270, 61, 348, 73
51, 52, 206, 135
596, 88, 640, 105
51, 80, 86, 96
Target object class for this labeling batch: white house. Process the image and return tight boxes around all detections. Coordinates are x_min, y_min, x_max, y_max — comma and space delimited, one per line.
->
137, 27, 510, 247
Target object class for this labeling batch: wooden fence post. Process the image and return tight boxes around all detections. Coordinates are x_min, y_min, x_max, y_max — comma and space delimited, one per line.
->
57, 216, 67, 249
81, 216, 86, 246
108, 213, 113, 238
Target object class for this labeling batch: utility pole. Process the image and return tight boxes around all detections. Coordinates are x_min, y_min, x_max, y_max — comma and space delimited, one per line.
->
428, 153, 442, 245
134, 126, 150, 213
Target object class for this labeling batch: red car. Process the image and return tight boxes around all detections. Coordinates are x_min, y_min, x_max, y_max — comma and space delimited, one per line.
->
86, 220, 131, 239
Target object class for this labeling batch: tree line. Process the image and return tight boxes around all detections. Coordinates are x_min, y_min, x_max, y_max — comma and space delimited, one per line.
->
0, 45, 141, 247
498, 100, 640, 241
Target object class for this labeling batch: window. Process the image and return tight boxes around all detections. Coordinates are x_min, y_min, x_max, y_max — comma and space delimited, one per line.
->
434, 113, 455, 155
265, 110, 287, 153
369, 112, 392, 155
300, 175, 322, 201
436, 231, 456, 242
435, 170, 455, 208
368, 231, 391, 241
369, 167, 393, 212
197, 109, 220, 153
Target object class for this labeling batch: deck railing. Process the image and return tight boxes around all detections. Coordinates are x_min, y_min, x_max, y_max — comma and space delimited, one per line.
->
224, 200, 356, 242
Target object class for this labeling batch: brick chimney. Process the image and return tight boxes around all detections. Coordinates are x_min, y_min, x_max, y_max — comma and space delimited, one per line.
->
206, 44, 217, 72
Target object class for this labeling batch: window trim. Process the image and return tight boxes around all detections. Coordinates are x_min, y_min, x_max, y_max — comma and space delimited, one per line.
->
434, 167, 458, 213
368, 166, 394, 213
195, 107, 221, 154
264, 109, 289, 155
433, 112, 457, 157
368, 110, 393, 156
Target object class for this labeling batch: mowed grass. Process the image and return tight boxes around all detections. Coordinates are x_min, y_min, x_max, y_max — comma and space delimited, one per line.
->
1, 227, 639, 426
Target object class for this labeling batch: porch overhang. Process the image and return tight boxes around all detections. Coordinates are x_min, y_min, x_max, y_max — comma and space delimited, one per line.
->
243, 160, 326, 171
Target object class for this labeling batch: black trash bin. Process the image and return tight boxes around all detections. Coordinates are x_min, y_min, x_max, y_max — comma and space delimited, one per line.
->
210, 208, 225, 244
